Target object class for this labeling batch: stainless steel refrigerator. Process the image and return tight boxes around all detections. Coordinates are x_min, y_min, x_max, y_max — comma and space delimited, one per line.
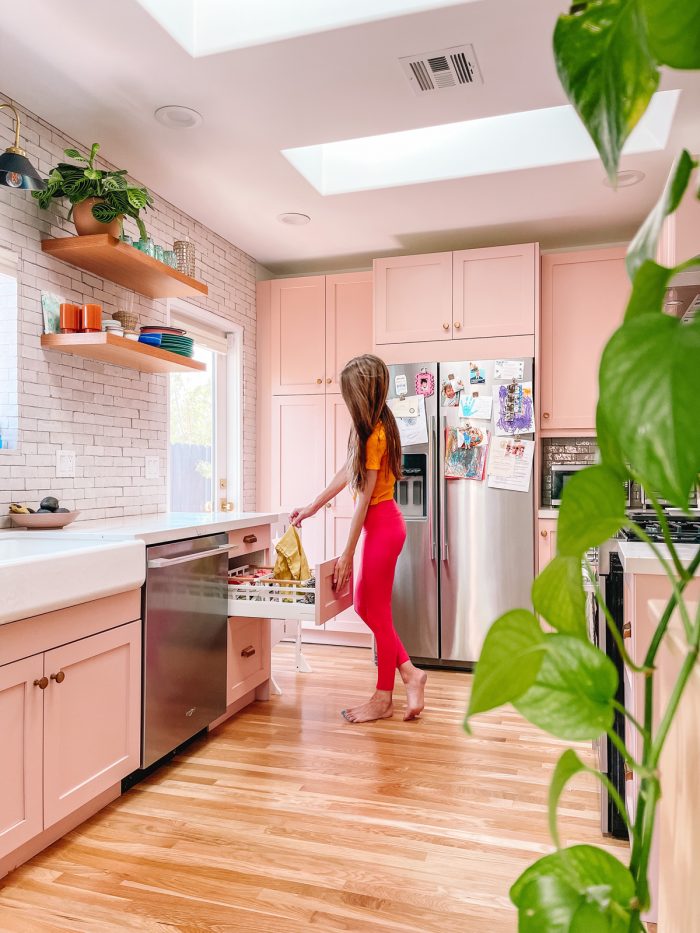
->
388, 359, 534, 667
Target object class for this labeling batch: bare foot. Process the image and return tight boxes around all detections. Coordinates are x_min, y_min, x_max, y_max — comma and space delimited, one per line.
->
403, 669, 427, 721
341, 691, 393, 723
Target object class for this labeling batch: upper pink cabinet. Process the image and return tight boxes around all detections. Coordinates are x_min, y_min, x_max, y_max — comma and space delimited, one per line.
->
271, 276, 327, 394
270, 273, 373, 395
374, 245, 537, 345
540, 248, 630, 434
453, 244, 536, 339
325, 272, 373, 393
374, 252, 453, 344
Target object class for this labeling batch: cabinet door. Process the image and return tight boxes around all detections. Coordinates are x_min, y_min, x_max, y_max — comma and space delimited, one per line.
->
537, 519, 557, 572
541, 249, 630, 433
0, 655, 44, 859
453, 243, 536, 338
43, 621, 141, 828
271, 395, 326, 566
227, 617, 270, 706
325, 272, 373, 393
325, 395, 364, 628
374, 252, 453, 344
271, 276, 326, 394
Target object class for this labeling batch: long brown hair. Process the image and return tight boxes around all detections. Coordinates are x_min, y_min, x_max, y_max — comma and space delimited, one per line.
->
340, 354, 403, 492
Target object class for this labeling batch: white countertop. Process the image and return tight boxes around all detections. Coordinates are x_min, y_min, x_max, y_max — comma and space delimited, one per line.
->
619, 541, 699, 576
3, 511, 286, 546
538, 508, 559, 520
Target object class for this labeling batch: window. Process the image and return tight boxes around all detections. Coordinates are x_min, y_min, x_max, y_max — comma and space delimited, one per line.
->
0, 248, 19, 452
168, 309, 242, 513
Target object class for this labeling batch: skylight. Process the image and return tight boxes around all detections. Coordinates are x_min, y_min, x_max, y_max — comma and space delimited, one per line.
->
136, 0, 471, 56
282, 90, 681, 195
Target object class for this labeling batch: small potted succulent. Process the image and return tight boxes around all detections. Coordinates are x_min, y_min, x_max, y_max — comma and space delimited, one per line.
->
33, 143, 153, 240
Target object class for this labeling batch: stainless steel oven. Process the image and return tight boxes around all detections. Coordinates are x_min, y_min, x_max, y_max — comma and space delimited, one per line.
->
142, 533, 229, 768
552, 463, 630, 507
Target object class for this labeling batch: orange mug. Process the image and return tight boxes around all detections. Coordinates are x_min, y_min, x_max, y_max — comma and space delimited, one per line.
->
59, 302, 80, 333
80, 303, 102, 332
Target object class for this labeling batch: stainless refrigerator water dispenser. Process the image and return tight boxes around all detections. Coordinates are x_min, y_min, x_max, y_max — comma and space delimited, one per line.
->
395, 453, 426, 518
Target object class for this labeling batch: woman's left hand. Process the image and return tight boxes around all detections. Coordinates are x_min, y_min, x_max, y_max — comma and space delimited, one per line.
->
333, 551, 353, 591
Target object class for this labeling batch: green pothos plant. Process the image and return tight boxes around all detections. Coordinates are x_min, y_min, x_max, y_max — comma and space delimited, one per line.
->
464, 2, 700, 930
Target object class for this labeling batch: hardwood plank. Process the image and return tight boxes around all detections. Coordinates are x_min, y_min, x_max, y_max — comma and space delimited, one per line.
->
0, 645, 628, 932
40, 333, 205, 375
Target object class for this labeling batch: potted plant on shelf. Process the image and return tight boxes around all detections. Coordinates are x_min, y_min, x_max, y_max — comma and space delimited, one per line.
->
33, 142, 153, 240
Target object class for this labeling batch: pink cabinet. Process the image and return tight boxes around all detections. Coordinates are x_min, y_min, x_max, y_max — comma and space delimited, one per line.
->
540, 248, 630, 434
226, 617, 270, 706
43, 621, 141, 828
0, 655, 44, 859
374, 252, 453, 344
271, 276, 326, 394
325, 272, 373, 392
271, 394, 326, 566
537, 519, 557, 572
453, 243, 536, 339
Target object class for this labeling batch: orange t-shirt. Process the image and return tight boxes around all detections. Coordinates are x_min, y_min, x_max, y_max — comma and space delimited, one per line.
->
365, 423, 396, 505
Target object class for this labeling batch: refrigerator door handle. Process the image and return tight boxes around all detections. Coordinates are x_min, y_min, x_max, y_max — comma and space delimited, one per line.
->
441, 414, 449, 561
429, 414, 437, 560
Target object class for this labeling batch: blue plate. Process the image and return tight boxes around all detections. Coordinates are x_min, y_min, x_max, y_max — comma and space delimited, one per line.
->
138, 334, 162, 347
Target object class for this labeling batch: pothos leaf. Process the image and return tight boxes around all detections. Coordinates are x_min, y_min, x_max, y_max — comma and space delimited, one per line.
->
553, 0, 659, 181
557, 465, 627, 556
548, 750, 587, 848
642, 0, 700, 69
532, 555, 587, 639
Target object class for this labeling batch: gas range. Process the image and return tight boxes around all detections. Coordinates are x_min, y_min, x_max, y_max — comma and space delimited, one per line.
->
618, 512, 700, 545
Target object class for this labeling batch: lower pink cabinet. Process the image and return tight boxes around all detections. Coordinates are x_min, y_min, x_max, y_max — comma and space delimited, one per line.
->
0, 620, 141, 862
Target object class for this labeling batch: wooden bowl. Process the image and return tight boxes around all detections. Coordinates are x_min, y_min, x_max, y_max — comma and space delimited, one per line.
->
9, 510, 80, 529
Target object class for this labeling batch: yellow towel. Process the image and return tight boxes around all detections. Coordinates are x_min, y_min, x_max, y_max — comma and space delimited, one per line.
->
274, 525, 311, 582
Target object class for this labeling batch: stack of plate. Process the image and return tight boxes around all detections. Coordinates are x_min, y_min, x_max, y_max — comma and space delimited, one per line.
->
160, 334, 194, 357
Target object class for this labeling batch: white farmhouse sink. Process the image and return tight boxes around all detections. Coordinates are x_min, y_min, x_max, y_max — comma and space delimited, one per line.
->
0, 534, 146, 625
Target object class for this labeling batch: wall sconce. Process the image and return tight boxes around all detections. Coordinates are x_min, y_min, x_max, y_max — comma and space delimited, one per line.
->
0, 103, 46, 190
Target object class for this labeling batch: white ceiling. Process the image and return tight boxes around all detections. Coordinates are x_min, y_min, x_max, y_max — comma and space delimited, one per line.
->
2, 0, 699, 275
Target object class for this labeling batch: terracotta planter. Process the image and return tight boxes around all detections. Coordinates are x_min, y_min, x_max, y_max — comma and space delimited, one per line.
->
72, 197, 122, 238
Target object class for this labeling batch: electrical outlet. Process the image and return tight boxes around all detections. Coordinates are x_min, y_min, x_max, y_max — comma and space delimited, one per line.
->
145, 456, 160, 479
56, 450, 75, 478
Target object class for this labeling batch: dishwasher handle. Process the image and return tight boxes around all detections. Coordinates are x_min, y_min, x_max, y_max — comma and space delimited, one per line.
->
147, 543, 238, 569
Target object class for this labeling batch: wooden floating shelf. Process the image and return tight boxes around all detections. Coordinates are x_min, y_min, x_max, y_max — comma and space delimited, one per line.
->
41, 234, 208, 300
41, 332, 206, 375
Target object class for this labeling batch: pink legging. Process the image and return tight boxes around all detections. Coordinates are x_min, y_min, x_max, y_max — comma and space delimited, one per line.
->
354, 499, 409, 691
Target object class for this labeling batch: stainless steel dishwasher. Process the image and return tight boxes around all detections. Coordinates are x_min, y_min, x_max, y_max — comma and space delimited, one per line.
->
142, 533, 229, 768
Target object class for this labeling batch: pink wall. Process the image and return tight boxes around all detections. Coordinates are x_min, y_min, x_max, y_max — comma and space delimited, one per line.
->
0, 94, 258, 521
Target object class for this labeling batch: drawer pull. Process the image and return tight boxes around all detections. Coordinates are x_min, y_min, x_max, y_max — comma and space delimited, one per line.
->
543, 412, 550, 419
540, 529, 548, 538
50, 671, 66, 684
625, 765, 633, 782
34, 677, 48, 690
442, 322, 450, 331
243, 534, 258, 544
241, 646, 256, 659
623, 622, 632, 639
316, 378, 322, 384
454, 321, 462, 330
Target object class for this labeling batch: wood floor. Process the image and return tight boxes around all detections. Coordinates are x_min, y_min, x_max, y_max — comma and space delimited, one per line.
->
0, 644, 627, 932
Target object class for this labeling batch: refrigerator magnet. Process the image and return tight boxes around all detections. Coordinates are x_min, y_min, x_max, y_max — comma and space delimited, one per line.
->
441, 374, 464, 407
469, 362, 486, 384
394, 373, 408, 397
415, 370, 435, 397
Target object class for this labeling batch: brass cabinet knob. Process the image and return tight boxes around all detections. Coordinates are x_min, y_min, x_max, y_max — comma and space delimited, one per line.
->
623, 622, 632, 639
454, 321, 462, 330
543, 412, 550, 419
326, 378, 332, 384
442, 322, 450, 330
34, 676, 49, 690
241, 646, 256, 659
50, 671, 66, 684
243, 534, 258, 544
326, 502, 333, 509
540, 529, 548, 538
316, 378, 322, 384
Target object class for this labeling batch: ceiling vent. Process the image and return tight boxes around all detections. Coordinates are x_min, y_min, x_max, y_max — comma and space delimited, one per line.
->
399, 44, 483, 96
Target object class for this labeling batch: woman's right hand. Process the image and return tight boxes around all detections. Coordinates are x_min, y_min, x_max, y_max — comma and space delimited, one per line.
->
290, 504, 314, 527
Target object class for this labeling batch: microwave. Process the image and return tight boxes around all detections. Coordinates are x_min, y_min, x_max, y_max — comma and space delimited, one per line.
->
551, 463, 631, 507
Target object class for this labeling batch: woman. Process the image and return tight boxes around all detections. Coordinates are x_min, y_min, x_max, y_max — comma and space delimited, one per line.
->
290, 354, 427, 724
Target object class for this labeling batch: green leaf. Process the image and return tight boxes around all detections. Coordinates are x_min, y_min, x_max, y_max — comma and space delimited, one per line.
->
126, 187, 149, 210
515, 635, 617, 740
101, 174, 127, 192
553, 0, 659, 180
511, 845, 635, 933
83, 168, 101, 181
89, 142, 100, 164
557, 465, 627, 556
549, 750, 586, 848
642, 0, 700, 69
627, 150, 697, 278
595, 404, 627, 479
91, 201, 121, 223
63, 147, 87, 161
533, 556, 587, 639
465, 610, 546, 723
624, 259, 673, 320
598, 313, 700, 507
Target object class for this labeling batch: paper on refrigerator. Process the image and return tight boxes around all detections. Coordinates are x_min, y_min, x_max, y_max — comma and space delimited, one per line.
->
388, 394, 428, 446
487, 437, 535, 492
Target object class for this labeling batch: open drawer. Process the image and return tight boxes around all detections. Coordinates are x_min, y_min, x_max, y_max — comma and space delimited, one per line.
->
227, 557, 353, 626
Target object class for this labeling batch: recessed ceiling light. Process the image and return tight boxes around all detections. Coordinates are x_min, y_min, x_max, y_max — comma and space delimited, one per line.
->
603, 169, 646, 188
277, 212, 311, 226
154, 106, 203, 129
